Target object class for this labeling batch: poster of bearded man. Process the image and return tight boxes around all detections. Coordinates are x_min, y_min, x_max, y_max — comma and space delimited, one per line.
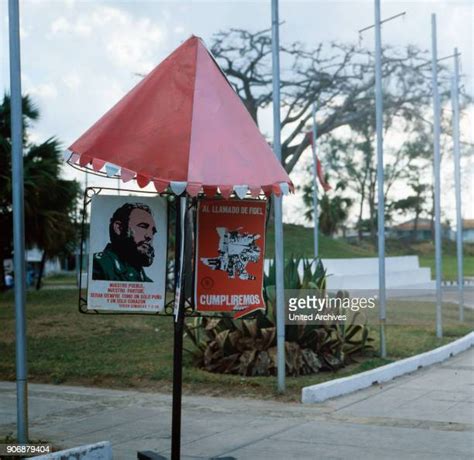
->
87, 195, 168, 313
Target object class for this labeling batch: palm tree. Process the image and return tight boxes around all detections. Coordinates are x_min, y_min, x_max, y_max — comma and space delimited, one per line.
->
0, 94, 81, 290
317, 193, 352, 236
303, 178, 352, 237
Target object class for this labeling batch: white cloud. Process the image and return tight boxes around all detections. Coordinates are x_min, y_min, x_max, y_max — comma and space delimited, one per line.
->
48, 6, 166, 74
97, 78, 128, 111
50, 17, 69, 34
89, 5, 128, 27
62, 73, 81, 90
50, 16, 91, 37
27, 131, 44, 145
20, 24, 29, 39
104, 15, 165, 73
27, 82, 58, 100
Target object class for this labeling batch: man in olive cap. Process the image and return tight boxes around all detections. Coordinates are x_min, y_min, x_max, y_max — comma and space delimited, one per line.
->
93, 202, 156, 282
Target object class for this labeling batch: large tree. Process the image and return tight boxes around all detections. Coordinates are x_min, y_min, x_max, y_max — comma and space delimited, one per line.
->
0, 94, 81, 290
321, 116, 432, 240
211, 29, 442, 175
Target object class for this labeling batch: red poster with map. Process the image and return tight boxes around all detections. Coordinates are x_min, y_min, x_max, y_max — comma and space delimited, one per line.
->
195, 198, 267, 318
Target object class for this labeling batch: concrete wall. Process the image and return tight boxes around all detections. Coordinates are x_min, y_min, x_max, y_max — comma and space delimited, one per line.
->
32, 441, 112, 460
264, 256, 434, 290
322, 256, 433, 290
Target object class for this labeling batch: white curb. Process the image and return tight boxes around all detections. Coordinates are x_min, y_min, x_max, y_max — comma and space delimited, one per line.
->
302, 331, 474, 404
32, 441, 112, 459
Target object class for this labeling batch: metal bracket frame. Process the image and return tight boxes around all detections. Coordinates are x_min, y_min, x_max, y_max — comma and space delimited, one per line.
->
78, 188, 268, 319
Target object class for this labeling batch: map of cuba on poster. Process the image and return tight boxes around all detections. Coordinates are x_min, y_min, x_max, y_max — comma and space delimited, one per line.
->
87, 195, 168, 313
195, 199, 267, 318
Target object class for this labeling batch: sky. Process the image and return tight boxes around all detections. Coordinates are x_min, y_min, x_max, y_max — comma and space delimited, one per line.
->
1, 0, 473, 226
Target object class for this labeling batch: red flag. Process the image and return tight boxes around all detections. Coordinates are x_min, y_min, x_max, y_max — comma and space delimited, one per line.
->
306, 131, 331, 192
317, 158, 331, 192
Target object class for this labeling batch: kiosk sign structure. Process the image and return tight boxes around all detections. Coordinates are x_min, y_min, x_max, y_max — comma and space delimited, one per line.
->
195, 199, 266, 318
65, 36, 292, 459
87, 195, 168, 313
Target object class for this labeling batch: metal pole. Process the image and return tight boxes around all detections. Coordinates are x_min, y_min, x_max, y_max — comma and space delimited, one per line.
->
451, 48, 464, 321
8, 0, 28, 443
84, 173, 89, 272
358, 11, 406, 34
311, 103, 319, 259
171, 196, 186, 460
271, 0, 285, 393
374, 0, 386, 358
431, 14, 443, 338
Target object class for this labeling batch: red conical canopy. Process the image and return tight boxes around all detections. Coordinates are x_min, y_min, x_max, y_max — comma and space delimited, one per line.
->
66, 36, 293, 197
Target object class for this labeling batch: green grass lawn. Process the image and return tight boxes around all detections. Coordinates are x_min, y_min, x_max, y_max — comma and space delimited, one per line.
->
265, 223, 474, 281
419, 255, 474, 281
1, 289, 472, 402
42, 273, 76, 286
265, 224, 374, 259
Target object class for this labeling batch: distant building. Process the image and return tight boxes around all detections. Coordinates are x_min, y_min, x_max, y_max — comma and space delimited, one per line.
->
449, 219, 474, 243
4, 246, 62, 281
390, 218, 450, 241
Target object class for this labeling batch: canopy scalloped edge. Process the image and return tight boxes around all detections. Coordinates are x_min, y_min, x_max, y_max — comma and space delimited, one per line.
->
64, 149, 294, 198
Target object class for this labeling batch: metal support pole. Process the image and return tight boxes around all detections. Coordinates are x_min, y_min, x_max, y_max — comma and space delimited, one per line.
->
9, 0, 28, 444
451, 48, 464, 321
271, 0, 286, 393
374, 0, 386, 358
311, 103, 319, 259
431, 14, 443, 338
84, 173, 89, 271
171, 196, 187, 460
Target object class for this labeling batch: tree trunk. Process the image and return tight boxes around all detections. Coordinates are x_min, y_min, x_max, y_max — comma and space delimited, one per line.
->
412, 189, 422, 243
412, 211, 420, 243
36, 251, 47, 290
430, 185, 435, 239
356, 162, 369, 241
368, 176, 376, 243
266, 196, 273, 228
357, 191, 365, 241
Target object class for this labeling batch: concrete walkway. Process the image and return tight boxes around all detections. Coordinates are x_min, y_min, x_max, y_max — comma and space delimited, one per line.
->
0, 348, 473, 459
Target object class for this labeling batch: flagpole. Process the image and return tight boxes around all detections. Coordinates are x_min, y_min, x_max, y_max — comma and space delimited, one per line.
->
84, 171, 89, 269
271, 0, 286, 393
451, 48, 463, 321
431, 14, 443, 338
358, 4, 407, 359
374, 0, 387, 358
9, 0, 29, 443
311, 103, 319, 259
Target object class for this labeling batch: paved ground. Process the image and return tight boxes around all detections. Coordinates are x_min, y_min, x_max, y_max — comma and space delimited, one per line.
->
1, 348, 473, 459
397, 285, 474, 309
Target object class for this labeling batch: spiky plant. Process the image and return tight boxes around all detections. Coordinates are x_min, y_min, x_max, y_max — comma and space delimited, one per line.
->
185, 258, 374, 377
